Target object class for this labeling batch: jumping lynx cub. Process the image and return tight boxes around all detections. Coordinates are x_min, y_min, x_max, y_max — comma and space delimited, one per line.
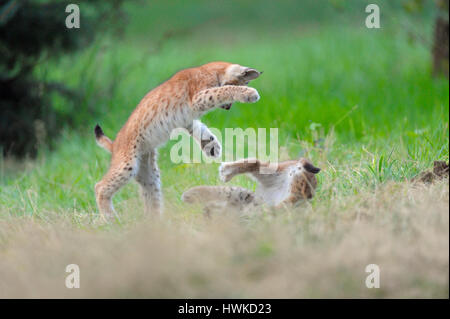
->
94, 62, 262, 220
182, 157, 321, 215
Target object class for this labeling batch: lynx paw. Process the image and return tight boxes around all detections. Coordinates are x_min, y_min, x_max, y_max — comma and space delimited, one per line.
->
202, 137, 222, 158
219, 163, 235, 182
237, 87, 260, 103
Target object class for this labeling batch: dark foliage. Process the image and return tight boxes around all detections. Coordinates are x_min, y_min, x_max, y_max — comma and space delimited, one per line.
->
432, 0, 449, 77
0, 0, 126, 157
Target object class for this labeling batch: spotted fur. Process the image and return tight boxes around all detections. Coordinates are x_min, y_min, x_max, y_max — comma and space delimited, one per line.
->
94, 62, 261, 221
182, 157, 320, 215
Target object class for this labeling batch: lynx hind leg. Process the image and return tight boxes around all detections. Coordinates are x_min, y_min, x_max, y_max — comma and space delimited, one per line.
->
181, 186, 257, 212
135, 150, 162, 217
95, 158, 138, 222
219, 158, 260, 182
181, 186, 220, 204
182, 185, 256, 211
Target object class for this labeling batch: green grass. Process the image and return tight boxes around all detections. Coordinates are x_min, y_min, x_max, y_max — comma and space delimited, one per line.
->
3, 22, 447, 215
0, 1, 448, 298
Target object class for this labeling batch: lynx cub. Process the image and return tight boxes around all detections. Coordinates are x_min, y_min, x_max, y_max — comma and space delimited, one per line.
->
94, 62, 262, 220
182, 157, 321, 215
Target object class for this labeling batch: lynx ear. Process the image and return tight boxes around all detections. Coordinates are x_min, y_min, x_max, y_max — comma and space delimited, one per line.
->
240, 68, 262, 81
304, 162, 321, 174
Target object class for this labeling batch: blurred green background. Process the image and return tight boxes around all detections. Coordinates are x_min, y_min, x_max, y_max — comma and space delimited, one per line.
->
38, 0, 448, 142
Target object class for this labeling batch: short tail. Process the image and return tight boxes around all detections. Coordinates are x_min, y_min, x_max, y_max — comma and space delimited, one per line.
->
95, 124, 113, 153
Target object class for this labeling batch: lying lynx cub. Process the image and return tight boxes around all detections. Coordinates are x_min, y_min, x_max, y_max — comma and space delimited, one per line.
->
182, 157, 321, 215
94, 62, 261, 220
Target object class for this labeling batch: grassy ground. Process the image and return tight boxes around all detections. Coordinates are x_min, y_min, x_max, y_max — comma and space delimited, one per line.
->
0, 1, 448, 298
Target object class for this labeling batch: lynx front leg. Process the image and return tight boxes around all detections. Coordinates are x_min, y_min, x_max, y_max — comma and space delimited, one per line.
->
219, 158, 280, 184
219, 158, 261, 182
191, 85, 260, 113
187, 120, 221, 158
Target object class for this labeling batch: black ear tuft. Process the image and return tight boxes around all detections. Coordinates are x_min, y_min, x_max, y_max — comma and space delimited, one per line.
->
95, 124, 104, 139
304, 162, 321, 174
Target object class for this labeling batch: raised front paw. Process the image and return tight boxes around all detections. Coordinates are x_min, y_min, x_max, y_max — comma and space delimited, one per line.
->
201, 136, 222, 158
236, 87, 260, 103
219, 162, 236, 182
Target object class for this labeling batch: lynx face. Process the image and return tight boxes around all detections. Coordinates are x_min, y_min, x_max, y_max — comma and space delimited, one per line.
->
219, 64, 262, 110
288, 158, 321, 200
